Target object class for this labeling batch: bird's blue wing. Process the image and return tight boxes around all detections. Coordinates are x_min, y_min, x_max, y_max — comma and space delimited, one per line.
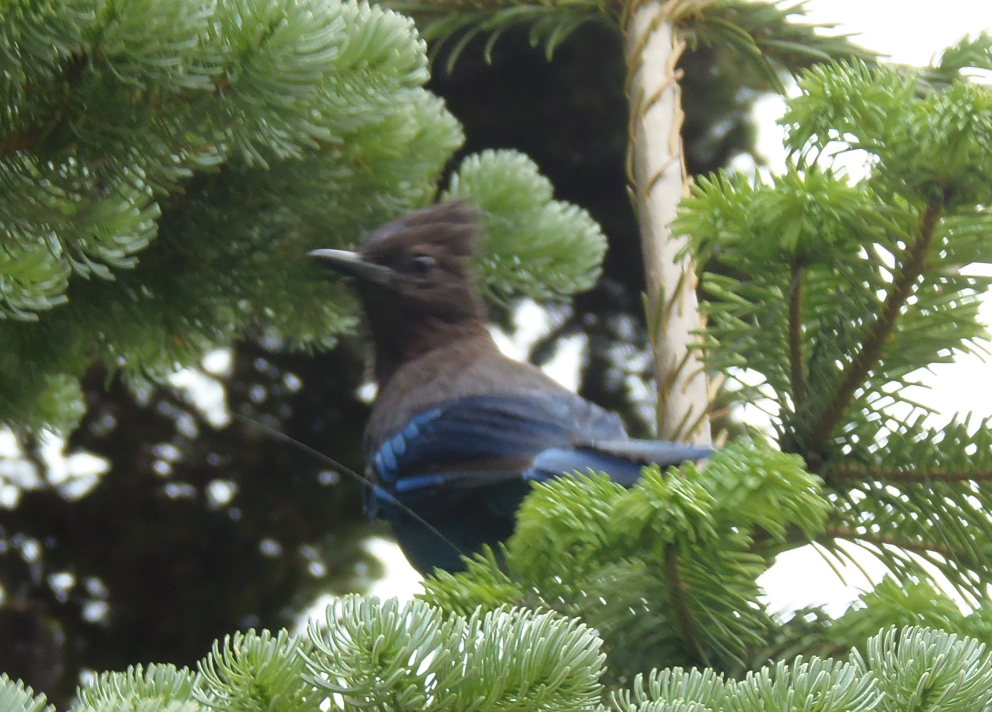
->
367, 392, 712, 516
366, 392, 714, 575
370, 391, 626, 485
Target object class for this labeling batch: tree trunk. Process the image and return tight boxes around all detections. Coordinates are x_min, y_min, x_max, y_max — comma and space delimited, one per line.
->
624, 0, 711, 446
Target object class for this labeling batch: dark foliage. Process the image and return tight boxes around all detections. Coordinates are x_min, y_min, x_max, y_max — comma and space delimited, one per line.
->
0, 340, 379, 706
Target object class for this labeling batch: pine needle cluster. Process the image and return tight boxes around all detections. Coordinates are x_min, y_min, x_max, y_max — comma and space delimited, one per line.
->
1, 0, 605, 432
422, 439, 823, 677
384, 0, 874, 77
675, 38, 992, 611
5, 609, 992, 712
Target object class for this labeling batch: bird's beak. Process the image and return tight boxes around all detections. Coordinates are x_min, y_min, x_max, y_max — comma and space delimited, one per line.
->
308, 249, 394, 286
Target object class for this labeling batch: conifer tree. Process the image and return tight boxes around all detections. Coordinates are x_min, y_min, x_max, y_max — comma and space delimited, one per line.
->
0, 0, 605, 698
1, 0, 769, 694
5, 0, 992, 707
2, 15, 764, 695
0, 0, 605, 431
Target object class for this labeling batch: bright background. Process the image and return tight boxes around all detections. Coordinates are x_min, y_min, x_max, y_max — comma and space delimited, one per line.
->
357, 0, 992, 616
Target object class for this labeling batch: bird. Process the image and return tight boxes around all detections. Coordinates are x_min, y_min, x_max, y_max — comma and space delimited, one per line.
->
310, 201, 712, 574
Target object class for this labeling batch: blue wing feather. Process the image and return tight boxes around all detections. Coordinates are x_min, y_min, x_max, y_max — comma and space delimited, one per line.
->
366, 391, 713, 574
525, 448, 644, 486
371, 392, 625, 481
368, 391, 713, 509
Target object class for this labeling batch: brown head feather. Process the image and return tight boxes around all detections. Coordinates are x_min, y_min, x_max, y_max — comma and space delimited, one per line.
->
362, 200, 482, 259
346, 201, 493, 384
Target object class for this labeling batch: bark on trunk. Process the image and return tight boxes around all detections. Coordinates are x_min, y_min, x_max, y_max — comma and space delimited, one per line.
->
624, 0, 711, 445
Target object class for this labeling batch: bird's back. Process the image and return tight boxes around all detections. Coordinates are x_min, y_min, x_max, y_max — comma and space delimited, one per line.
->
366, 333, 626, 456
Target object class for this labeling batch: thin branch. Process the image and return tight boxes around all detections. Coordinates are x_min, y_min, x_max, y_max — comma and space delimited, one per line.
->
665, 544, 703, 666
808, 197, 946, 456
830, 466, 992, 484
624, 0, 710, 444
787, 261, 806, 422
1, 53, 91, 159
0, 128, 40, 157
824, 526, 953, 558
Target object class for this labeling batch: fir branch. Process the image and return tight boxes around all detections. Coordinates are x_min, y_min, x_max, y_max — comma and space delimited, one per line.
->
666, 545, 704, 666
677, 0, 877, 92
824, 526, 953, 559
858, 626, 992, 710
76, 664, 198, 709
830, 466, 992, 484
0, 52, 89, 158
0, 676, 53, 712
787, 261, 805, 425
443, 149, 607, 300
807, 196, 946, 459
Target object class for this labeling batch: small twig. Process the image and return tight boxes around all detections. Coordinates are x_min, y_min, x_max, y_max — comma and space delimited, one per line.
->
683, 407, 711, 442
808, 197, 946, 456
641, 155, 679, 201
642, 68, 685, 114
658, 348, 692, 407
787, 261, 806, 425
830, 466, 992, 484
665, 545, 703, 665
661, 269, 687, 330
669, 403, 696, 442
824, 526, 953, 558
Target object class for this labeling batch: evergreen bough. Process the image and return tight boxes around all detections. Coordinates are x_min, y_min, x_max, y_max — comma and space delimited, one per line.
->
0, 0, 606, 432
4, 0, 992, 704
676, 43, 992, 603
5, 610, 992, 712
404, 39, 992, 687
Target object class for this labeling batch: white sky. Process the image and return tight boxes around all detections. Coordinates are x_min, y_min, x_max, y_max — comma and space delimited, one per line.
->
363, 0, 992, 616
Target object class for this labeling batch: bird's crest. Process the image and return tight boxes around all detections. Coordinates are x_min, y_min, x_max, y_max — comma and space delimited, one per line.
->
361, 200, 483, 265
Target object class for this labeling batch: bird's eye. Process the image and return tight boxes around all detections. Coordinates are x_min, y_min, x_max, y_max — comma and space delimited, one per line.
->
409, 254, 436, 275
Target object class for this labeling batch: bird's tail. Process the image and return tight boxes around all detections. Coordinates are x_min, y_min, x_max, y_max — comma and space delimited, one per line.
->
526, 440, 713, 487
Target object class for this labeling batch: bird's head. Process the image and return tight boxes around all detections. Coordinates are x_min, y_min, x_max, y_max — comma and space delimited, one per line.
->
310, 201, 491, 378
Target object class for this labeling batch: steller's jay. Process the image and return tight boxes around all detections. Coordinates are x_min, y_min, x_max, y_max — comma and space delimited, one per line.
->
310, 201, 712, 574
